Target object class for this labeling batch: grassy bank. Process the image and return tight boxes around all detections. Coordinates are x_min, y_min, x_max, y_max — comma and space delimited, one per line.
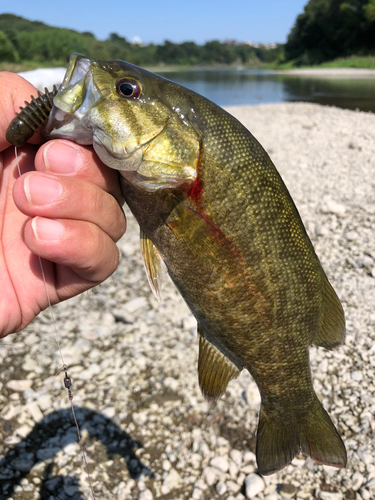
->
267, 55, 375, 70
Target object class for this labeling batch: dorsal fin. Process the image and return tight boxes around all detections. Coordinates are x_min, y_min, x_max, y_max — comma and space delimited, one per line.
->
312, 275, 345, 350
140, 230, 165, 301
198, 326, 241, 401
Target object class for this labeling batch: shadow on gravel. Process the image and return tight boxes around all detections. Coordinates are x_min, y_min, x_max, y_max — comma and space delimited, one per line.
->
0, 406, 153, 499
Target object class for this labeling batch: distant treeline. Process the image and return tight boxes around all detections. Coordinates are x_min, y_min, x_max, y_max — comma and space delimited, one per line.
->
285, 0, 375, 65
2, 3, 375, 69
0, 14, 282, 67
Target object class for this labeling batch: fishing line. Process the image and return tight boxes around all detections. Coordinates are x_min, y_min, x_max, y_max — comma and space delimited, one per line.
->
15, 146, 97, 500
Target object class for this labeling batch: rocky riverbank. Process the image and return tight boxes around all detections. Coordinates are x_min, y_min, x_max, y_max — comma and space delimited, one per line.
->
1, 102, 374, 500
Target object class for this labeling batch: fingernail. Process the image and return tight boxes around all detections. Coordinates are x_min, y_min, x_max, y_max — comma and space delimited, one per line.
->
24, 174, 63, 205
32, 217, 65, 241
44, 142, 83, 173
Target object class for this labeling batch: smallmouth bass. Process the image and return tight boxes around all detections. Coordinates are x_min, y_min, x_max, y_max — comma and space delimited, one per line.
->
38, 53, 346, 474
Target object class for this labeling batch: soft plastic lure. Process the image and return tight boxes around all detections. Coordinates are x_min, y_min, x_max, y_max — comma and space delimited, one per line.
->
6, 86, 58, 147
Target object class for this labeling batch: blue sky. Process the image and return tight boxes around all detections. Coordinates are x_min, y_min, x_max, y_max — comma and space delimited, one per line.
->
2, 0, 308, 45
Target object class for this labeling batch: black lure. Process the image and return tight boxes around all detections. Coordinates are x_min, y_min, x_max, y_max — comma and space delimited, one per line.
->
6, 86, 58, 147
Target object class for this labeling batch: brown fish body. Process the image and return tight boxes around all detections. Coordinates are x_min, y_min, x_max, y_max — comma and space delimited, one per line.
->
42, 54, 346, 474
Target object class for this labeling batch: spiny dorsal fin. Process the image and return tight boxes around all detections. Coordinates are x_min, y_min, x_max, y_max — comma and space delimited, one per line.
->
312, 275, 345, 350
198, 326, 241, 401
140, 230, 165, 301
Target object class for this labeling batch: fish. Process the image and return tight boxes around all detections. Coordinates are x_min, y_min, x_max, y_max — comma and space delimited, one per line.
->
42, 53, 347, 475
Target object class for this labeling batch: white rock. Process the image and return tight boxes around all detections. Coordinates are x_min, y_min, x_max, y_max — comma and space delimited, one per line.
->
358, 450, 373, 464
132, 411, 148, 426
124, 296, 148, 312
162, 459, 172, 471
227, 480, 240, 492
64, 443, 80, 456
182, 314, 197, 330
75, 363, 100, 380
359, 487, 371, 499
4, 435, 22, 445
345, 230, 359, 241
139, 489, 153, 500
162, 468, 182, 490
24, 333, 40, 346
244, 474, 265, 499
321, 200, 346, 216
112, 309, 135, 324
22, 356, 40, 371
244, 385, 261, 407
102, 406, 116, 419
216, 481, 227, 495
352, 472, 364, 491
230, 449, 242, 467
36, 393, 52, 412
192, 487, 204, 500
229, 461, 239, 478
364, 477, 375, 488
210, 456, 229, 473
202, 466, 221, 486
243, 451, 257, 463
6, 379, 33, 391
16, 424, 32, 438
356, 255, 373, 268
26, 402, 44, 422
318, 492, 343, 500
1, 402, 22, 420
163, 377, 179, 391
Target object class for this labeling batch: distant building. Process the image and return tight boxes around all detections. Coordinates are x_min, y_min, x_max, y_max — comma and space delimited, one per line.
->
131, 36, 144, 46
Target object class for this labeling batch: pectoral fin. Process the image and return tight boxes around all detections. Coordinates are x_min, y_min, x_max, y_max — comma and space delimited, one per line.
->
140, 230, 165, 301
198, 326, 241, 401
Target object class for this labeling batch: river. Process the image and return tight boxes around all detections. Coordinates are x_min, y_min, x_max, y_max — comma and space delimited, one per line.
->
160, 68, 375, 112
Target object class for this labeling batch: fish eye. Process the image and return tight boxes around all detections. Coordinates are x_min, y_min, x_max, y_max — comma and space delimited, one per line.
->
116, 78, 142, 98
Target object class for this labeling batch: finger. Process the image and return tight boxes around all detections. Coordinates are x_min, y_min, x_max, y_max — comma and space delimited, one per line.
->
13, 172, 126, 242
23, 217, 120, 284
0, 72, 44, 152
34, 139, 124, 205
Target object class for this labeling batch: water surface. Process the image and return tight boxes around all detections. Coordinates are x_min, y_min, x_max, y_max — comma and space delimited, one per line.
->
160, 69, 375, 112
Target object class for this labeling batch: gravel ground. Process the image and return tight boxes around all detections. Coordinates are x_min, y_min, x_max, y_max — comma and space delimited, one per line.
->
0, 102, 374, 500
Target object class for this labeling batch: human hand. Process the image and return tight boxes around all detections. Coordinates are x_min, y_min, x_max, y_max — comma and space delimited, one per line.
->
0, 72, 126, 338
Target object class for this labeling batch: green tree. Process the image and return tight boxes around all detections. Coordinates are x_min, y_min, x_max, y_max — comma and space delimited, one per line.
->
364, 0, 375, 20
285, 0, 375, 64
0, 30, 19, 62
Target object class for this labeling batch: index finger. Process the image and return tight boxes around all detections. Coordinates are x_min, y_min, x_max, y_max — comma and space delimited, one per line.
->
0, 72, 45, 153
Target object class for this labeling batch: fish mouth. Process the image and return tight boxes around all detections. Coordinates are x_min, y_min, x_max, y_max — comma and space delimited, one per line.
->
45, 53, 100, 145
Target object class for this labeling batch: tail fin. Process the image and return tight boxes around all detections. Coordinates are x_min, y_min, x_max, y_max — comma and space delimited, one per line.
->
256, 400, 347, 475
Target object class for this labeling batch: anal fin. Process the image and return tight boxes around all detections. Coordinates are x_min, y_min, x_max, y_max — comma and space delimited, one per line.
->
140, 230, 165, 301
313, 276, 345, 350
198, 326, 241, 401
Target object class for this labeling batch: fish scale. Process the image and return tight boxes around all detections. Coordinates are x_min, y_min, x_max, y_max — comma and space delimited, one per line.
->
40, 53, 346, 475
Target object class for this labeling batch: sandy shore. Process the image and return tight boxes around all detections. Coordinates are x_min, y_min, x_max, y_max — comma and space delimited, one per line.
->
276, 67, 375, 78
1, 102, 375, 499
